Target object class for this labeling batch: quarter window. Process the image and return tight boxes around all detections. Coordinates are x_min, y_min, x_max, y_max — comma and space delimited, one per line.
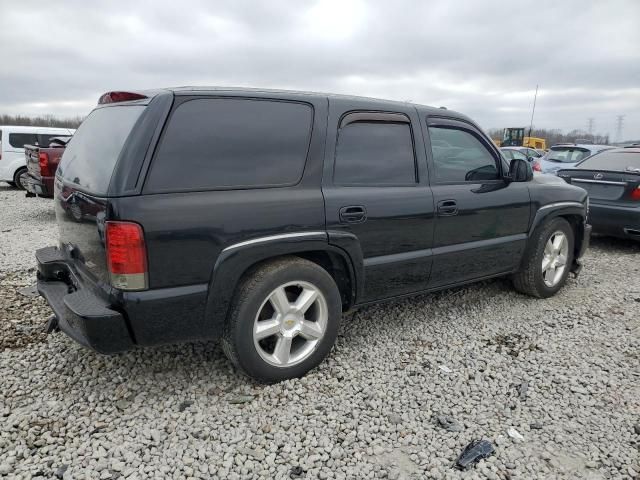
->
334, 121, 416, 185
429, 127, 499, 183
146, 98, 313, 192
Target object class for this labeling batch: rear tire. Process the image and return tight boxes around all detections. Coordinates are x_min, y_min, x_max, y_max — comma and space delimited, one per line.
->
222, 256, 342, 383
512, 217, 574, 298
13, 167, 28, 190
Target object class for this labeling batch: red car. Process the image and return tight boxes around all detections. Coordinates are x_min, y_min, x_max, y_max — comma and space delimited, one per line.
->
24, 136, 72, 197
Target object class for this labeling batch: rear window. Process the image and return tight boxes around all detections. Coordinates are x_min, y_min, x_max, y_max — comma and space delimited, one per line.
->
545, 147, 591, 163
58, 106, 144, 195
145, 98, 313, 192
577, 150, 640, 172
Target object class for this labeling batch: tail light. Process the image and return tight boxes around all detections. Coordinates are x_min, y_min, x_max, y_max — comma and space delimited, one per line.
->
39, 152, 51, 177
631, 187, 640, 201
532, 160, 542, 172
105, 221, 148, 290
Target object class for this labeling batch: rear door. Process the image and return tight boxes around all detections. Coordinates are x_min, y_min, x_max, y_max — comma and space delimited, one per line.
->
422, 116, 531, 287
322, 99, 435, 302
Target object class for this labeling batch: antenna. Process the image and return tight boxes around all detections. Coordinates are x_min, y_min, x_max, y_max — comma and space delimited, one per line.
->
528, 85, 538, 138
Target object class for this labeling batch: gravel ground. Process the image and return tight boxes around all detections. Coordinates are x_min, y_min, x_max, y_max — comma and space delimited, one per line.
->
1, 183, 639, 479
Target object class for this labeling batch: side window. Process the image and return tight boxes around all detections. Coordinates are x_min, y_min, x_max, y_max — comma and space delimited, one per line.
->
501, 150, 513, 160
428, 126, 499, 183
146, 98, 313, 192
8, 133, 38, 149
334, 121, 416, 185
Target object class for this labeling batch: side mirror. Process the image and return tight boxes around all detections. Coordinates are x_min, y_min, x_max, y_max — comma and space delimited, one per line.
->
509, 158, 533, 182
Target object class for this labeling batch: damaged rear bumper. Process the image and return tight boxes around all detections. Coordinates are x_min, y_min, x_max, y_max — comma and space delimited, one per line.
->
36, 246, 134, 353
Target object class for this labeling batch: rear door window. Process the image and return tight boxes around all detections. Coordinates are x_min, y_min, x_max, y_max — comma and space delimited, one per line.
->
58, 106, 144, 195
145, 98, 313, 192
429, 127, 499, 183
333, 121, 416, 185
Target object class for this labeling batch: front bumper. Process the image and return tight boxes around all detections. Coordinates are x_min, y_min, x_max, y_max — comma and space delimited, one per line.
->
571, 223, 591, 275
589, 203, 640, 241
36, 246, 134, 353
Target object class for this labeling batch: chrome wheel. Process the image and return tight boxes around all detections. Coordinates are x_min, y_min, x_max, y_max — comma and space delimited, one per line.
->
253, 281, 328, 368
542, 231, 568, 287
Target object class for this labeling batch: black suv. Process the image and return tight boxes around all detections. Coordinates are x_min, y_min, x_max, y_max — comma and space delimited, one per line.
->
37, 87, 591, 382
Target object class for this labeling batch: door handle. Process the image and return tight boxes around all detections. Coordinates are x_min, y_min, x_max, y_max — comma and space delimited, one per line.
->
339, 205, 367, 224
437, 200, 458, 216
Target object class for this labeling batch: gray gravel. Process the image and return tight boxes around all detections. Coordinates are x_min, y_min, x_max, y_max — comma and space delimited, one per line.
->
1, 184, 640, 479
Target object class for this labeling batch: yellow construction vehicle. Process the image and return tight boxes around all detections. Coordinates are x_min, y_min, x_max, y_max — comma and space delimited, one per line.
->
502, 128, 546, 150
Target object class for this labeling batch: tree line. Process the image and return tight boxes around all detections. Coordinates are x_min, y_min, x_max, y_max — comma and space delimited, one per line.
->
0, 114, 84, 129
487, 127, 610, 146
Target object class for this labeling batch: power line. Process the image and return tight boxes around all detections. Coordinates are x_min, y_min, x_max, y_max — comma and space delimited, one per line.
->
615, 115, 625, 142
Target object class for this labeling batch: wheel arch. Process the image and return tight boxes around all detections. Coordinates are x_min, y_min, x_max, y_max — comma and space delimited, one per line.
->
204, 236, 359, 335
526, 202, 588, 270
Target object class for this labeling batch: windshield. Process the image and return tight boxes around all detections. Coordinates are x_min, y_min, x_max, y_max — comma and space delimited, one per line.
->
545, 147, 591, 163
577, 150, 640, 172
58, 105, 144, 195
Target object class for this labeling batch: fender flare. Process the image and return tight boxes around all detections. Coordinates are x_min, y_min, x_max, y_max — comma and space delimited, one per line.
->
526, 201, 589, 266
203, 232, 361, 334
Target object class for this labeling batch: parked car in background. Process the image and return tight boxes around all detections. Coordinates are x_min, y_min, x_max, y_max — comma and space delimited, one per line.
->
501, 147, 537, 161
37, 88, 590, 383
558, 146, 640, 241
0, 126, 75, 189
539, 143, 613, 175
509, 146, 544, 158
24, 136, 73, 197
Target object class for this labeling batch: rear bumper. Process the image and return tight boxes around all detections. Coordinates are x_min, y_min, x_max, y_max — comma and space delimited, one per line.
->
36, 246, 134, 353
24, 173, 54, 197
589, 203, 640, 240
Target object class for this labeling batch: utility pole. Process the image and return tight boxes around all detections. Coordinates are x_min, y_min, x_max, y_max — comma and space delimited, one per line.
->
587, 118, 595, 135
615, 115, 625, 143
528, 84, 538, 138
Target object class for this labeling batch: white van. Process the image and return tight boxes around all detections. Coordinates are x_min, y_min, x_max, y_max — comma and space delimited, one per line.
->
0, 126, 75, 189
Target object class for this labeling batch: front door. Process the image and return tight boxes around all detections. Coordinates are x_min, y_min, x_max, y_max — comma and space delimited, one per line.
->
423, 117, 531, 288
322, 99, 435, 303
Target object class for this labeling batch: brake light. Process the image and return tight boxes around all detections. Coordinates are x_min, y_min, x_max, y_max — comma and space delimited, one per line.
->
39, 152, 51, 177
98, 91, 147, 104
105, 221, 148, 290
532, 160, 542, 172
631, 187, 640, 201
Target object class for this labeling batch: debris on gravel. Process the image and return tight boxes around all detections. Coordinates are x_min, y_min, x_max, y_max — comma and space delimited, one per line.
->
1, 186, 640, 479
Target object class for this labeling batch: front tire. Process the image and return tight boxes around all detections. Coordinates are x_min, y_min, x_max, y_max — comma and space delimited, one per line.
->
222, 256, 342, 383
13, 167, 28, 190
512, 217, 574, 298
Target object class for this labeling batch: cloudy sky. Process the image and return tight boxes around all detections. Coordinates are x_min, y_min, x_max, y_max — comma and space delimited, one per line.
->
1, 0, 639, 139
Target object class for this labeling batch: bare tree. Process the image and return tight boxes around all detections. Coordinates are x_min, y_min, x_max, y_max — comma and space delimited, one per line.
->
0, 114, 83, 129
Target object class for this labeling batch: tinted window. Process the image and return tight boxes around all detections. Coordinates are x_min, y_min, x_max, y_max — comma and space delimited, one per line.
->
8, 133, 38, 149
146, 98, 313, 191
577, 150, 640, 171
429, 127, 499, 182
545, 147, 590, 163
58, 106, 144, 195
334, 121, 416, 185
